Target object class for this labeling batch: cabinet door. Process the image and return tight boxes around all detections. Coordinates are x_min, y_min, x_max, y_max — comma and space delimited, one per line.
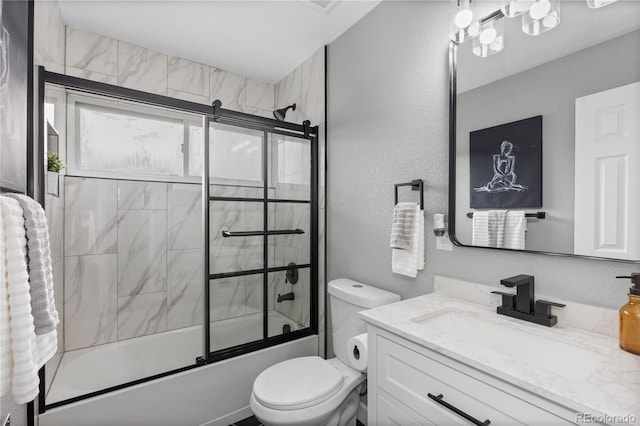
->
377, 335, 573, 425
377, 394, 435, 426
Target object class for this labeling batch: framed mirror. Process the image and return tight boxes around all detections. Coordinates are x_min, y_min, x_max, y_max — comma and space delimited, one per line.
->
449, 0, 640, 261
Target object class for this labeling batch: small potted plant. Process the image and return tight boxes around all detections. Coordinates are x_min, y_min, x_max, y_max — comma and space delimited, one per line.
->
47, 152, 65, 196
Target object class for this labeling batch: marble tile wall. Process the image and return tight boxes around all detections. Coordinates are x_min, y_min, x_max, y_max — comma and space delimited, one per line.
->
273, 47, 326, 355
64, 27, 275, 118
63, 177, 275, 350
52, 26, 324, 352
34, 0, 65, 73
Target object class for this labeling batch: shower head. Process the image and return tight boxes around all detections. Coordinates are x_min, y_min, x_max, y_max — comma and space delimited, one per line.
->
273, 103, 296, 121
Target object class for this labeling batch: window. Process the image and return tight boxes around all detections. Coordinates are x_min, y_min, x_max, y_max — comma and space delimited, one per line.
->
68, 94, 266, 185
188, 123, 263, 183
75, 103, 185, 177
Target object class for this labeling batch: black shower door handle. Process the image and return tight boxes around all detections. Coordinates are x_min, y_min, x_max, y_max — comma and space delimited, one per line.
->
427, 393, 491, 426
222, 229, 305, 238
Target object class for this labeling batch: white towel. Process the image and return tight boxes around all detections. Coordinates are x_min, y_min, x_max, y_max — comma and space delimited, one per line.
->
392, 206, 424, 277
504, 211, 526, 250
1, 196, 39, 403
417, 213, 425, 271
0, 196, 58, 403
390, 202, 417, 250
472, 211, 489, 247
6, 194, 59, 334
0, 200, 12, 397
473, 210, 526, 250
488, 210, 507, 248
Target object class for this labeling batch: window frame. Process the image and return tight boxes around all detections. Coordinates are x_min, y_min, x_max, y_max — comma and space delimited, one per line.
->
66, 92, 275, 187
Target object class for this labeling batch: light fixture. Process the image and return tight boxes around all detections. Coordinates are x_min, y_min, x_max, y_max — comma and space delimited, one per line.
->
456, 0, 615, 58
467, 21, 480, 38
501, 0, 534, 17
586, 0, 618, 8
450, 0, 474, 42
529, 0, 551, 19
472, 17, 504, 58
454, 0, 473, 29
522, 0, 559, 36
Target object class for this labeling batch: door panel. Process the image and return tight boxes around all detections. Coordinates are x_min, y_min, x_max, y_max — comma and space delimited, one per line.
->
575, 82, 640, 259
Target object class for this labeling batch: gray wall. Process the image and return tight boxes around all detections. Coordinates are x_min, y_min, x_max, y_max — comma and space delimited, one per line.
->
456, 30, 640, 253
327, 1, 639, 314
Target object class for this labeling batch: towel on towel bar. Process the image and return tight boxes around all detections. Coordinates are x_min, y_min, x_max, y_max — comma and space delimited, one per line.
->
6, 194, 59, 334
488, 210, 507, 248
0, 196, 58, 403
392, 205, 424, 277
472, 210, 526, 250
472, 211, 490, 247
1, 196, 40, 403
390, 202, 417, 250
504, 211, 526, 250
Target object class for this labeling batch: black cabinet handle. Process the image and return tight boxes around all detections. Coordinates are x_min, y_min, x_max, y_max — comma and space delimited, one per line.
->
427, 393, 491, 426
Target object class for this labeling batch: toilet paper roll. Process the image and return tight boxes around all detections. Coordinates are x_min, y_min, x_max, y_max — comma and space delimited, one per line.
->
347, 333, 368, 372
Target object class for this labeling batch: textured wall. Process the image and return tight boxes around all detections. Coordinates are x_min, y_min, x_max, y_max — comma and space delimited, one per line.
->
327, 0, 638, 318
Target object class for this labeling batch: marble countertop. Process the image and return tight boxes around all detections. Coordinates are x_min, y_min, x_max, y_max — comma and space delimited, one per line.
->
360, 293, 640, 422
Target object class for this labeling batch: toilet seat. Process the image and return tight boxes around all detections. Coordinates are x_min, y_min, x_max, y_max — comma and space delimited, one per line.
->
253, 356, 343, 411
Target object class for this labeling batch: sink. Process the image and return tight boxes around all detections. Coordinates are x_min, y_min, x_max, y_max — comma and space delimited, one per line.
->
411, 310, 606, 380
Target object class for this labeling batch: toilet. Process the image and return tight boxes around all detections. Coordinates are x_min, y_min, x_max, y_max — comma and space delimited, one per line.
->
250, 278, 400, 426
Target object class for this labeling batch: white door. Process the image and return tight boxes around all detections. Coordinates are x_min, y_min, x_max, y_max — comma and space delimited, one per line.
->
574, 82, 640, 259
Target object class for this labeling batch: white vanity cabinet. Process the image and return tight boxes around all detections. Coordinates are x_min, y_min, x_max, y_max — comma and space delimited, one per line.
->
367, 326, 583, 426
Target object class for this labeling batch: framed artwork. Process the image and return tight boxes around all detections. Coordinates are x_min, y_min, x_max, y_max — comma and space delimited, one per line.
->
469, 115, 543, 209
0, 0, 34, 193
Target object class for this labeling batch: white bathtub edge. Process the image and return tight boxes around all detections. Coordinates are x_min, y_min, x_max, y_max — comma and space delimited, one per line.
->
39, 335, 318, 426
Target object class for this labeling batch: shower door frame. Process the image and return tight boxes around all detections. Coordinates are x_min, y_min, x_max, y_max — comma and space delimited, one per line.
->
37, 67, 319, 413
200, 103, 319, 365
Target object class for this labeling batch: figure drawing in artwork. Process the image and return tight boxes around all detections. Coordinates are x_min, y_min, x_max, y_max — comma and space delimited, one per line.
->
474, 140, 527, 193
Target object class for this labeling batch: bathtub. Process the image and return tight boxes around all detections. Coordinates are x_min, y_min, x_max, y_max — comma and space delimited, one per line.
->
46, 310, 304, 405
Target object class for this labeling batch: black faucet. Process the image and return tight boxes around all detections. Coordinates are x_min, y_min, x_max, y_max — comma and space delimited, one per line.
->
491, 275, 565, 327
277, 292, 295, 303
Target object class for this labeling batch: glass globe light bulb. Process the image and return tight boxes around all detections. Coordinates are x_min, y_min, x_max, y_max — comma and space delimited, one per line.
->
529, 0, 551, 20
479, 27, 497, 44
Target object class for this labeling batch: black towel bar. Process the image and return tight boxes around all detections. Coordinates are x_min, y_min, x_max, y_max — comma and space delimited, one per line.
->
466, 212, 546, 219
394, 179, 424, 210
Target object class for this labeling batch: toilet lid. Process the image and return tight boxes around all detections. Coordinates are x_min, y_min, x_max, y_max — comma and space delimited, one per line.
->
253, 356, 344, 411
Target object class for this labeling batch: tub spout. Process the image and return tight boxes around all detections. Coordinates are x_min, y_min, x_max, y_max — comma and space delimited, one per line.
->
277, 292, 295, 303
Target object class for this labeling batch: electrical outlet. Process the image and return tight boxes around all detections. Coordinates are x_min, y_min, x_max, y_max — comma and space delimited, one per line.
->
2, 413, 10, 426
436, 234, 453, 251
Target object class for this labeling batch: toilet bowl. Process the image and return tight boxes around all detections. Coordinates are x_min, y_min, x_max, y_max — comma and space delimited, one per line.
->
250, 279, 401, 426
250, 357, 364, 426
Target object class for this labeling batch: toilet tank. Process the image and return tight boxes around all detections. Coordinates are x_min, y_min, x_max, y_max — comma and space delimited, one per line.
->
328, 279, 400, 365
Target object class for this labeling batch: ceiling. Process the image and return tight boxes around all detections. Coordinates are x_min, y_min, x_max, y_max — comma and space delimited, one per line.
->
457, 0, 640, 93
58, 0, 382, 84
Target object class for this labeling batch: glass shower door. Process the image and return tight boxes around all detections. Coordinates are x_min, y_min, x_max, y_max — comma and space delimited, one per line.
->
203, 118, 317, 359
267, 132, 313, 338
206, 122, 266, 355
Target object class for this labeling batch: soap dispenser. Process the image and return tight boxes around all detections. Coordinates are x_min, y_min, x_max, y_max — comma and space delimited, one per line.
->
616, 274, 640, 355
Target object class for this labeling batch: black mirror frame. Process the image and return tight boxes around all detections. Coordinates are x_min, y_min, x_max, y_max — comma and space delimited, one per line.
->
447, 40, 638, 264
